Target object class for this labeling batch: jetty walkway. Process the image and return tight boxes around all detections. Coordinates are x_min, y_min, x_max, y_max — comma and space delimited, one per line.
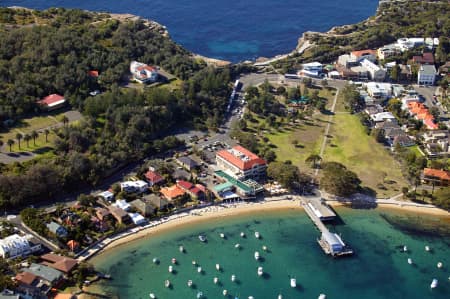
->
299, 195, 353, 257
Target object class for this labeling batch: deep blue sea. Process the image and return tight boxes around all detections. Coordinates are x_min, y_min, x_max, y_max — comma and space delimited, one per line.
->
1, 0, 379, 62
91, 207, 450, 299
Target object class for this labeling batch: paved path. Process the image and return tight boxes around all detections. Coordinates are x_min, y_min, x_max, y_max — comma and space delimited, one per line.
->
315, 88, 340, 176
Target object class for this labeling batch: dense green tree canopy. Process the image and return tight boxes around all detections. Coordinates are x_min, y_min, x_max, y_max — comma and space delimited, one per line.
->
320, 162, 361, 197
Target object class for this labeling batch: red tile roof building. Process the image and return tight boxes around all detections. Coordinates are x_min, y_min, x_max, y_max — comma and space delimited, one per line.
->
40, 253, 78, 273
144, 170, 165, 186
160, 185, 186, 201
177, 180, 205, 200
216, 145, 267, 180
422, 168, 450, 186
407, 101, 438, 130
37, 94, 66, 111
412, 52, 434, 65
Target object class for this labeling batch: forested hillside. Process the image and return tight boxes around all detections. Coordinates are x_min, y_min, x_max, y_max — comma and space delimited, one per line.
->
0, 8, 235, 209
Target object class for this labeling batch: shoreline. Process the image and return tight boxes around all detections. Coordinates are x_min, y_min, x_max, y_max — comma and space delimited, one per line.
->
87, 198, 449, 262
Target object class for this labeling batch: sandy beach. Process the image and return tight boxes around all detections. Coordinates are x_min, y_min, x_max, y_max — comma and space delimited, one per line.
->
90, 198, 449, 257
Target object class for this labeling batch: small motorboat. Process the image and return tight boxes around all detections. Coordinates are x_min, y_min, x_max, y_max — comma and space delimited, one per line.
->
179, 246, 184, 253
262, 245, 267, 251
197, 291, 203, 298
220, 233, 225, 238
168, 266, 173, 273
187, 280, 193, 287
403, 245, 408, 252
197, 266, 202, 273
240, 232, 245, 237
214, 277, 219, 284
164, 280, 170, 288
248, 297, 254, 299
152, 258, 159, 264
216, 264, 221, 271
277, 295, 282, 299
318, 294, 327, 299
290, 278, 296, 288
231, 274, 236, 282
149, 293, 156, 299
407, 258, 413, 265
199, 235, 207, 242
430, 278, 438, 289
255, 231, 260, 239
192, 260, 197, 266
254, 251, 260, 260
223, 290, 228, 296
171, 258, 177, 264
425, 245, 430, 252
257, 266, 263, 276
437, 262, 443, 268
235, 243, 240, 249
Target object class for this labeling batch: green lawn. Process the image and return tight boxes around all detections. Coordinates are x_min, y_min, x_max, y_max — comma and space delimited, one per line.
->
323, 113, 408, 197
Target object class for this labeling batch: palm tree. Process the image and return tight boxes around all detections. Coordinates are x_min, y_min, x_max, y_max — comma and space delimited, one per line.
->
15, 133, 23, 150
305, 154, 322, 169
7, 139, 14, 152
31, 130, 38, 145
44, 129, 50, 143
24, 134, 31, 148
62, 115, 69, 126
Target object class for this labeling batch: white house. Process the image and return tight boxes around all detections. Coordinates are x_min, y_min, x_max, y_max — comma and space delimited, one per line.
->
0, 234, 40, 259
370, 112, 397, 123
120, 180, 149, 193
360, 59, 386, 81
366, 82, 392, 100
128, 213, 146, 225
113, 199, 131, 211
130, 61, 158, 84
98, 190, 114, 202
377, 44, 402, 60
300, 62, 323, 77
417, 65, 437, 86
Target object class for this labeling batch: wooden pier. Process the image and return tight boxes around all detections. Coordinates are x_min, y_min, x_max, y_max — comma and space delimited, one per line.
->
301, 197, 353, 257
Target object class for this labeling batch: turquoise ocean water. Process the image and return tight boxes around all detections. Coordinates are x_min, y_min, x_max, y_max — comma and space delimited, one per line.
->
1, 0, 379, 62
92, 207, 450, 299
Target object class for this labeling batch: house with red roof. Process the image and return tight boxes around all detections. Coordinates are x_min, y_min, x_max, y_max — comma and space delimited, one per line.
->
37, 94, 66, 111
407, 101, 438, 130
144, 170, 165, 186
412, 52, 434, 65
177, 180, 205, 200
160, 185, 186, 202
216, 145, 267, 180
350, 49, 377, 62
130, 61, 158, 83
88, 70, 99, 78
422, 168, 450, 186
40, 253, 78, 274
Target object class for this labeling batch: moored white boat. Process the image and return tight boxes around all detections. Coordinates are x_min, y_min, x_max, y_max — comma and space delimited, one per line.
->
171, 258, 177, 264
318, 294, 326, 299
262, 245, 267, 251
223, 290, 228, 296
257, 266, 263, 276
437, 262, 443, 268
199, 235, 207, 242
168, 266, 173, 273
403, 245, 407, 252
430, 278, 438, 289
164, 280, 170, 288
197, 266, 202, 273
214, 277, 219, 284
220, 233, 225, 238
254, 251, 260, 260
290, 278, 296, 288
192, 260, 197, 266
216, 264, 221, 271
425, 245, 430, 252
235, 243, 240, 249
149, 293, 156, 299
248, 297, 254, 299
255, 231, 260, 239
240, 232, 245, 237
231, 274, 236, 282
197, 291, 203, 298
152, 258, 159, 264
407, 258, 413, 265
179, 246, 184, 252
277, 295, 282, 299
187, 280, 193, 287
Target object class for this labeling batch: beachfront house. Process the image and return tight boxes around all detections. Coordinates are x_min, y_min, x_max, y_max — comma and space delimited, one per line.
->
108, 206, 131, 224
216, 145, 267, 181
40, 253, 78, 274
177, 180, 205, 200
15, 271, 51, 297
160, 185, 186, 202
422, 168, 450, 186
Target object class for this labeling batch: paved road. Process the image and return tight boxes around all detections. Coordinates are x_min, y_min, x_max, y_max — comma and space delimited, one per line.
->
413, 85, 448, 120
